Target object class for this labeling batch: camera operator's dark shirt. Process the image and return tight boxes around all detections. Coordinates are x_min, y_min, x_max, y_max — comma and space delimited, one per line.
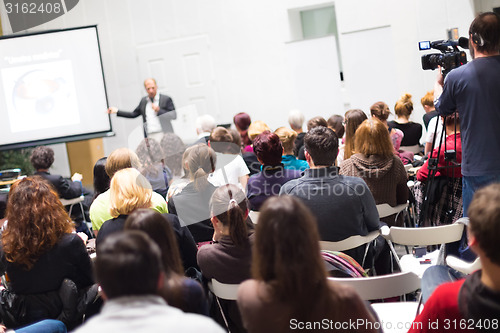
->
435, 55, 500, 176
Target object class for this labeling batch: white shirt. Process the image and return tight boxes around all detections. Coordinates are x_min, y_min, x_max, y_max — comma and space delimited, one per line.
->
208, 153, 249, 190
425, 116, 444, 151
73, 295, 224, 333
145, 93, 162, 134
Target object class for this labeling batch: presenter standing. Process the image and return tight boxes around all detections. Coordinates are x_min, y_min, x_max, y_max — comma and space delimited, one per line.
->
108, 78, 176, 140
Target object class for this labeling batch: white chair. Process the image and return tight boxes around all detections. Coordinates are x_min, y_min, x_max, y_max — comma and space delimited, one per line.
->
400, 145, 421, 154
60, 195, 86, 219
208, 279, 239, 301
329, 272, 421, 333
377, 202, 412, 227
446, 256, 481, 275
208, 279, 240, 332
248, 210, 259, 224
60, 195, 91, 231
382, 222, 465, 271
377, 203, 408, 218
319, 229, 380, 267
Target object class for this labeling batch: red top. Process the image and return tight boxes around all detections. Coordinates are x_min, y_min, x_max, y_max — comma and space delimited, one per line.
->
408, 279, 477, 333
417, 133, 462, 182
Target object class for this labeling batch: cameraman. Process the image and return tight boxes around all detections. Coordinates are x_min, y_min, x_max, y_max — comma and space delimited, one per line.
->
434, 12, 500, 215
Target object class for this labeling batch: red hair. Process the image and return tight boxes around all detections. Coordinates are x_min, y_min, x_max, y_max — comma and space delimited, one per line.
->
253, 131, 283, 166
3, 176, 73, 270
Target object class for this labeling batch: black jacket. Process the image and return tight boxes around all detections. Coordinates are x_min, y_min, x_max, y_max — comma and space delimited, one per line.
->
117, 94, 176, 134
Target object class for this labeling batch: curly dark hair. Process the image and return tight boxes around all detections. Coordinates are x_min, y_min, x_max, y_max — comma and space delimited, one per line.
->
3, 176, 73, 270
30, 146, 55, 170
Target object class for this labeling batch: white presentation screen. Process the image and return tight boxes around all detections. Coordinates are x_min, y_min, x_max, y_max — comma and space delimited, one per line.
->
0, 26, 112, 150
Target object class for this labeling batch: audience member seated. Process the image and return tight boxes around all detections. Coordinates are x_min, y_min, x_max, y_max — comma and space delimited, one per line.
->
288, 109, 306, 157
274, 127, 309, 171
340, 118, 409, 226
160, 133, 186, 179
73, 231, 223, 333
208, 127, 249, 190
327, 114, 345, 144
338, 109, 367, 165
194, 114, 216, 145
233, 112, 252, 152
197, 185, 254, 332
168, 144, 217, 243
409, 183, 500, 333
243, 120, 271, 175
0, 177, 95, 329
369, 101, 414, 164
388, 93, 422, 147
247, 132, 302, 211
421, 90, 438, 130
124, 209, 207, 315
91, 157, 110, 203
297, 116, 328, 160
237, 196, 378, 333
89, 148, 167, 236
31, 146, 92, 235
135, 138, 171, 198
280, 126, 385, 269
166, 147, 192, 202
96, 168, 153, 248
414, 112, 463, 226
424, 116, 444, 157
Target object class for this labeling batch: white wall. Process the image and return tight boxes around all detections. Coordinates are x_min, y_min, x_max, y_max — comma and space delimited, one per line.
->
0, 0, 477, 159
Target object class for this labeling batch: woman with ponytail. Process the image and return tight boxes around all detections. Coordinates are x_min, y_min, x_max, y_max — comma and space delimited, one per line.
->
197, 184, 253, 331
388, 93, 423, 147
168, 144, 218, 243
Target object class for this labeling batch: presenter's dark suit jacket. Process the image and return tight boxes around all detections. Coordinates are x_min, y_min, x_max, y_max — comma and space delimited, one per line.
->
117, 94, 177, 134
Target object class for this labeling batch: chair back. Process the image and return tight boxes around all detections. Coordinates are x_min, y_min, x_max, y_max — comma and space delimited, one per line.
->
446, 256, 482, 275
208, 279, 239, 301
400, 145, 421, 154
329, 271, 421, 301
248, 210, 259, 224
376, 203, 408, 219
319, 230, 380, 252
384, 223, 464, 246
60, 195, 84, 206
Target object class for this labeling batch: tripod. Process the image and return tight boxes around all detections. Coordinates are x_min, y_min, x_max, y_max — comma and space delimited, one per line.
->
418, 113, 461, 227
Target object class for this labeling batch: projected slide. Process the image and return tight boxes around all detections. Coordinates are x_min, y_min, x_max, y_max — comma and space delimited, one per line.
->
3, 60, 79, 132
0, 26, 112, 150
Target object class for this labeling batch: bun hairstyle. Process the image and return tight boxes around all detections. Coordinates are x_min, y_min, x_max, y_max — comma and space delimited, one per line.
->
421, 91, 434, 108
210, 184, 249, 247
370, 102, 391, 122
182, 144, 217, 191
394, 93, 414, 119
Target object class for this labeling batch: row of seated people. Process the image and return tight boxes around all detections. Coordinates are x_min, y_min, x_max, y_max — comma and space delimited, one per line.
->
0, 173, 380, 332
2, 171, 495, 332
0, 98, 462, 329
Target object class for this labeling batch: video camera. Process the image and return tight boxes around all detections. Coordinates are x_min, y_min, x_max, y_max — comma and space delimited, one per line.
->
419, 37, 469, 76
